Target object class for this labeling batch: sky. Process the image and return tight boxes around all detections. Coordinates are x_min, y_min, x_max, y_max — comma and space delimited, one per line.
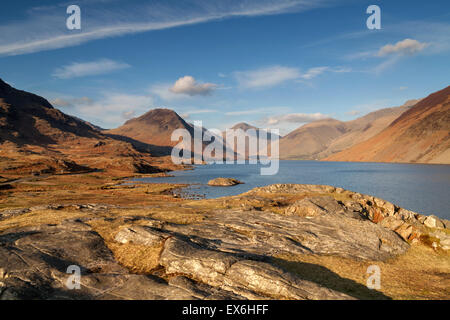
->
0, 0, 449, 134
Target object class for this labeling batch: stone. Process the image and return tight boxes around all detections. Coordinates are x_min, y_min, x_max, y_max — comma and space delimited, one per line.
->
423, 215, 445, 229
114, 226, 168, 246
208, 178, 243, 186
159, 237, 352, 300
285, 196, 365, 220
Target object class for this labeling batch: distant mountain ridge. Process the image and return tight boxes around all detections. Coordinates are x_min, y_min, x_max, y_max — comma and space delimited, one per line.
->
325, 86, 450, 164
1, 77, 448, 172
279, 100, 419, 160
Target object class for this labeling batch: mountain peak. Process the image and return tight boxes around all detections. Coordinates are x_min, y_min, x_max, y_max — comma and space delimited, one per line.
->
231, 122, 258, 131
125, 108, 185, 125
107, 108, 193, 147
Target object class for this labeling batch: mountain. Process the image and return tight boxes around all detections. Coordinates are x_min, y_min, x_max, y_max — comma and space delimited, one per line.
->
105, 109, 194, 151
325, 86, 450, 164
280, 119, 347, 160
279, 101, 417, 160
223, 122, 280, 159
230, 122, 281, 139
0, 79, 169, 176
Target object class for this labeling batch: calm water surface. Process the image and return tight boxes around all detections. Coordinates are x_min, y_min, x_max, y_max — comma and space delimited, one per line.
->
134, 161, 450, 219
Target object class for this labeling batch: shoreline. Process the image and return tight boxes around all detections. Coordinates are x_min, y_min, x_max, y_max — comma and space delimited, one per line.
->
0, 174, 449, 300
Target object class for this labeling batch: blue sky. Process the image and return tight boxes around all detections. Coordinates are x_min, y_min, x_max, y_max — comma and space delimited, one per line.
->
0, 0, 449, 133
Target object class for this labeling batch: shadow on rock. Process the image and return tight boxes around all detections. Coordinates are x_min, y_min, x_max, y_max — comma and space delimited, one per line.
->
271, 257, 391, 300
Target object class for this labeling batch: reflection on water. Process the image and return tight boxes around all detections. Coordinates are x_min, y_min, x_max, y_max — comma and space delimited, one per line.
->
133, 161, 450, 219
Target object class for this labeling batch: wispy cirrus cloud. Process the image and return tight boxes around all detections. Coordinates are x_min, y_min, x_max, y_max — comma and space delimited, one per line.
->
235, 66, 300, 89
180, 109, 218, 119
52, 59, 130, 79
235, 65, 351, 89
54, 92, 154, 128
262, 112, 328, 125
225, 106, 292, 116
0, 0, 333, 56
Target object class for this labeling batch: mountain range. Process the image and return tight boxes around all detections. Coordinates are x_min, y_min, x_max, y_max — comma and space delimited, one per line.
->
326, 86, 450, 164
0, 79, 177, 176
279, 100, 419, 160
0, 78, 449, 176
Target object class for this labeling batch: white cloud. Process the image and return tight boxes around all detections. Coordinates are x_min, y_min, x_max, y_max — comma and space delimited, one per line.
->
122, 110, 136, 120
150, 84, 183, 101
235, 65, 351, 89
169, 76, 217, 96
0, 0, 330, 56
68, 93, 154, 128
52, 59, 130, 79
50, 96, 93, 107
262, 113, 328, 125
378, 38, 428, 56
180, 109, 218, 119
235, 66, 301, 89
225, 107, 291, 116
298, 66, 351, 80
298, 67, 328, 80
346, 110, 361, 116
372, 55, 402, 75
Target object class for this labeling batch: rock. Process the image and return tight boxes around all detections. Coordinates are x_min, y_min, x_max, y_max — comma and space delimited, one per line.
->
159, 237, 352, 300
285, 196, 364, 220
373, 197, 396, 216
423, 215, 445, 229
440, 238, 450, 250
0, 208, 30, 220
114, 226, 169, 246
208, 178, 243, 186
285, 197, 327, 217
380, 217, 419, 241
162, 209, 408, 261
0, 220, 244, 300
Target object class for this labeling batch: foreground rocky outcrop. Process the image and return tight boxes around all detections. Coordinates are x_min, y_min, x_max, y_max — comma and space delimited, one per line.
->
0, 184, 448, 300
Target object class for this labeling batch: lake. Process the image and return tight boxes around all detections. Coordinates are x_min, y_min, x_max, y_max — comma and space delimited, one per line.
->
134, 161, 450, 220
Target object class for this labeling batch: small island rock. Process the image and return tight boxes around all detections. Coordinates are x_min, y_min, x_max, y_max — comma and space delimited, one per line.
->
207, 178, 243, 187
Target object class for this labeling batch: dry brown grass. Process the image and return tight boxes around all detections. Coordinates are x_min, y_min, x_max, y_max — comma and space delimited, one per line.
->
88, 218, 164, 274
0, 209, 86, 233
274, 245, 450, 300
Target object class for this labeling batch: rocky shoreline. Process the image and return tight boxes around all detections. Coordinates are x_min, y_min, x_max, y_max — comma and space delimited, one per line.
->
0, 181, 449, 300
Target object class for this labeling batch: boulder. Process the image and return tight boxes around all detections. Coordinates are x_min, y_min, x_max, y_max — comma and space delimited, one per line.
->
207, 178, 243, 186
423, 215, 445, 229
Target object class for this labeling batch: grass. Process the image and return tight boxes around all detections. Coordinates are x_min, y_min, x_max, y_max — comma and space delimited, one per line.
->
88, 218, 164, 274
274, 245, 450, 300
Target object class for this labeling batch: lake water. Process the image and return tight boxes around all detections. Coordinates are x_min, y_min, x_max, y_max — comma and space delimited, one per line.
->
134, 161, 450, 220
